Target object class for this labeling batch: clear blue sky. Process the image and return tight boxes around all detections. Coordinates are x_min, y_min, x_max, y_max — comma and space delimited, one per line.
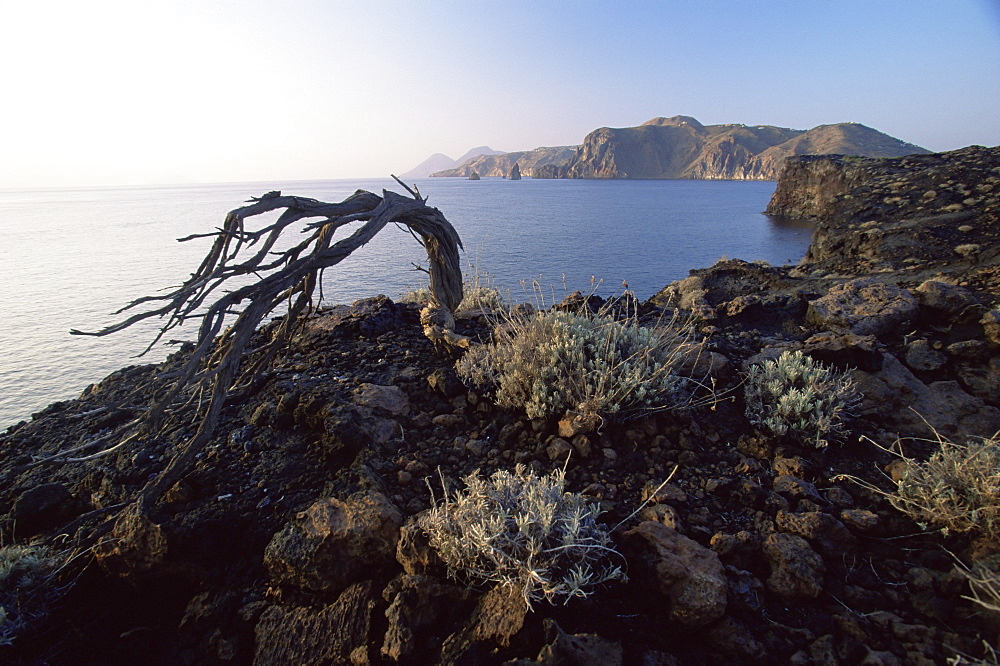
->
2, 0, 998, 187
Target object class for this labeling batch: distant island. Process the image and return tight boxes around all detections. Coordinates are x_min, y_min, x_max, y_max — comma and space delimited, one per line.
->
409, 115, 929, 181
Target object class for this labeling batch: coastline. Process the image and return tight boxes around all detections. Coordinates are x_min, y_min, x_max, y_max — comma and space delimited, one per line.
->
2, 145, 999, 664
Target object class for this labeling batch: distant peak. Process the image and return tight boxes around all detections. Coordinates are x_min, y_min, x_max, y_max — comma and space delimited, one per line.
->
641, 115, 704, 129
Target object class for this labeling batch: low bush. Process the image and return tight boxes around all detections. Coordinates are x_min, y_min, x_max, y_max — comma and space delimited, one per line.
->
401, 275, 506, 313
418, 464, 626, 609
889, 435, 1000, 542
744, 350, 858, 448
455, 303, 703, 423
0, 544, 64, 647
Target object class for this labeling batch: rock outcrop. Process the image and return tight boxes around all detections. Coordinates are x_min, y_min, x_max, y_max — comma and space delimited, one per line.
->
431, 146, 577, 178
558, 116, 927, 180
401, 146, 504, 179
767, 145, 1000, 277
431, 115, 928, 181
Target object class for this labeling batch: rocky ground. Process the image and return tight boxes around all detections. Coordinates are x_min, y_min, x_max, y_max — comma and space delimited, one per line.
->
1, 145, 999, 665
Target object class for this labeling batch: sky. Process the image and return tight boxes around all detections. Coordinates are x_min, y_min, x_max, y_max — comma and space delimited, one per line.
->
1, 0, 998, 188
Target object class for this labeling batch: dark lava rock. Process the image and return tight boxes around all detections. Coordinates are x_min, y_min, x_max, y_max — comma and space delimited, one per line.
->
11, 482, 81, 538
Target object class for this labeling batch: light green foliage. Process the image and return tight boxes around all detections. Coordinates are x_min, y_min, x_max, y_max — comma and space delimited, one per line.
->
0, 544, 59, 647
890, 436, 1000, 541
418, 464, 625, 609
744, 350, 858, 448
456, 307, 700, 421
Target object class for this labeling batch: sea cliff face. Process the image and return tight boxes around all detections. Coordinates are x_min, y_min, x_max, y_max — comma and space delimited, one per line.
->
767, 145, 1000, 273
427, 115, 930, 181
560, 116, 929, 180
430, 146, 576, 178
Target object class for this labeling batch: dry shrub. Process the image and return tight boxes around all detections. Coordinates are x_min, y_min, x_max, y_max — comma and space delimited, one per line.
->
890, 435, 1000, 541
744, 350, 859, 448
0, 544, 67, 647
401, 272, 506, 313
455, 299, 704, 423
418, 464, 625, 609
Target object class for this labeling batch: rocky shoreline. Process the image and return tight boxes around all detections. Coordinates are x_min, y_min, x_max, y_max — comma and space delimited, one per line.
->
1, 145, 999, 664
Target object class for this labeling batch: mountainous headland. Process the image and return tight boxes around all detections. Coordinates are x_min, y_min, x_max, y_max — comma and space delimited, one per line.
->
400, 146, 505, 179
428, 146, 577, 179
417, 115, 929, 181
2, 144, 999, 664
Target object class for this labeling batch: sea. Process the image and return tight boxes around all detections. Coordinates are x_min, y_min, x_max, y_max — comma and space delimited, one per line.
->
0, 177, 813, 427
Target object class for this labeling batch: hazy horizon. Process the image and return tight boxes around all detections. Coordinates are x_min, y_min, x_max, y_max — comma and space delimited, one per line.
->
3, 0, 998, 189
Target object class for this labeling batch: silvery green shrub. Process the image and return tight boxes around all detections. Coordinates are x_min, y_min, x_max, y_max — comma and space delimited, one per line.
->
744, 350, 858, 448
418, 464, 625, 609
455, 308, 700, 421
890, 435, 1000, 541
0, 544, 62, 647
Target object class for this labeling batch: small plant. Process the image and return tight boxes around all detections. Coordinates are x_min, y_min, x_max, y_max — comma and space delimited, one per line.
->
401, 273, 507, 313
744, 350, 858, 448
456, 300, 703, 423
0, 544, 65, 647
418, 464, 626, 609
888, 435, 1000, 541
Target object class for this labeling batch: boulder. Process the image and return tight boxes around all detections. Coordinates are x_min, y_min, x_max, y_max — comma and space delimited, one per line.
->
801, 332, 883, 372
558, 411, 600, 438
507, 618, 624, 666
254, 581, 374, 665
427, 368, 466, 399
353, 384, 410, 417
840, 509, 879, 533
914, 280, 980, 319
806, 278, 918, 337
297, 295, 403, 344
265, 493, 402, 593
622, 521, 727, 628
904, 339, 947, 372
981, 310, 1000, 345
11, 482, 80, 538
775, 510, 856, 555
381, 574, 472, 661
957, 356, 1000, 406
772, 476, 824, 504
762, 533, 825, 601
94, 505, 168, 580
395, 515, 446, 576
440, 584, 527, 661
852, 353, 1000, 440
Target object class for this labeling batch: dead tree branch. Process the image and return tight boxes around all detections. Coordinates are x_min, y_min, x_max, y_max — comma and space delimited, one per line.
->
71, 186, 464, 511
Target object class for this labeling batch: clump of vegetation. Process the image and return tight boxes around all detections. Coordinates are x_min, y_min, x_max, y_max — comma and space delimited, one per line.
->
455, 302, 703, 423
744, 350, 859, 448
0, 544, 65, 647
401, 274, 506, 313
888, 435, 1000, 542
418, 464, 626, 609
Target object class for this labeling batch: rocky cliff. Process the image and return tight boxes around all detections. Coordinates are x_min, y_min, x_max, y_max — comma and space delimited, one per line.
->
426, 116, 927, 181
767, 145, 1000, 275
401, 146, 504, 179
430, 146, 577, 178
560, 116, 929, 180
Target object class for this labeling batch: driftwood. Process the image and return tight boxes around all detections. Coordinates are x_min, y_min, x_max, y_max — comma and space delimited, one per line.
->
70, 179, 464, 511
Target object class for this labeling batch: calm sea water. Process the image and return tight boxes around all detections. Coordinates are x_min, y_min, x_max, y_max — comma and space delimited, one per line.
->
0, 177, 811, 427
